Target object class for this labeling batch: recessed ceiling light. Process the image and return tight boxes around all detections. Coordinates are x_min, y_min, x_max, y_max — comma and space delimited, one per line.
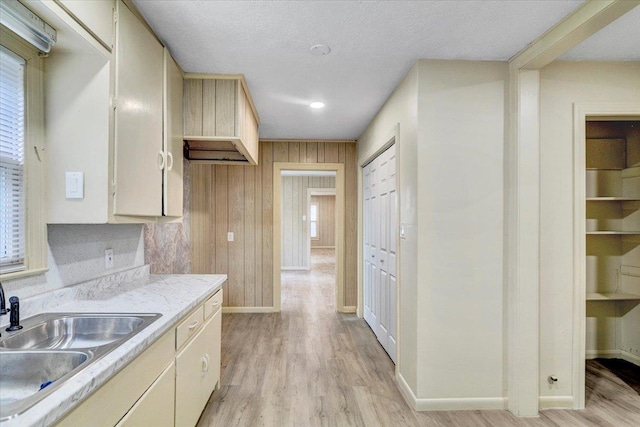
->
310, 102, 325, 109
309, 44, 331, 56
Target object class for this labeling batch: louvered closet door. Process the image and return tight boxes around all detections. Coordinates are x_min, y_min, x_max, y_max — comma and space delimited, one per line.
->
363, 144, 397, 363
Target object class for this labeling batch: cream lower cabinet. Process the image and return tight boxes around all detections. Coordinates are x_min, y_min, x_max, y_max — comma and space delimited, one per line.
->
176, 294, 222, 427
54, 288, 223, 427
116, 363, 176, 427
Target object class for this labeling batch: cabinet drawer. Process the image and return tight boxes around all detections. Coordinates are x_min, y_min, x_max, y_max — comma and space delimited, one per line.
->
204, 289, 223, 320
176, 306, 204, 349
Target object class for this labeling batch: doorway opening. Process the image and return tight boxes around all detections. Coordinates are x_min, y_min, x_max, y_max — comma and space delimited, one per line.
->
573, 104, 640, 409
273, 163, 345, 312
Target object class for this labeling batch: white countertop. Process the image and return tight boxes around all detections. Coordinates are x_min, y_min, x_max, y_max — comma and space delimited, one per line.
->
0, 272, 226, 427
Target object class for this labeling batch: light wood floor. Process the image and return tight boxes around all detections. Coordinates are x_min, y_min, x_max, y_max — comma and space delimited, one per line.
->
198, 248, 640, 426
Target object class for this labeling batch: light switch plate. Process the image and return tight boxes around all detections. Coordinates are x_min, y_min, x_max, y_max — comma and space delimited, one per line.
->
227, 232, 234, 242
65, 172, 84, 199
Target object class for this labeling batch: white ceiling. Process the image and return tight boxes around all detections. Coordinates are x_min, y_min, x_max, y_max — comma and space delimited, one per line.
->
134, 0, 637, 141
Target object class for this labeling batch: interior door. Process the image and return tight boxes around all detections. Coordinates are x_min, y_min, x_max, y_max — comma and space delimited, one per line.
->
363, 143, 397, 363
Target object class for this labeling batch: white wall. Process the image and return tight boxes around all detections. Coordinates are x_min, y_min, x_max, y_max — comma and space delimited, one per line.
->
358, 59, 506, 405
539, 61, 640, 398
358, 64, 419, 392
415, 60, 506, 400
3, 225, 145, 299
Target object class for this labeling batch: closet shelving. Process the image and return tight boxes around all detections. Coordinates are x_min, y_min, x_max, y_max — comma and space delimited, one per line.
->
585, 125, 640, 302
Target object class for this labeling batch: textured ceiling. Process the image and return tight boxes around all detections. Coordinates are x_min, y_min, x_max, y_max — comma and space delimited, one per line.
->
133, 0, 634, 140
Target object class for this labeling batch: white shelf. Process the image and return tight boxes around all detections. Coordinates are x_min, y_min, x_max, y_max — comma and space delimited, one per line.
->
586, 292, 640, 301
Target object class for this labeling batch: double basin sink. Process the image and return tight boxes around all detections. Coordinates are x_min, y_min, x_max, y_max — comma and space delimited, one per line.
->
0, 312, 161, 421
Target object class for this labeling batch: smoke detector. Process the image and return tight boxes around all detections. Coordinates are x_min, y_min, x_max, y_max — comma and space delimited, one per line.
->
309, 44, 331, 56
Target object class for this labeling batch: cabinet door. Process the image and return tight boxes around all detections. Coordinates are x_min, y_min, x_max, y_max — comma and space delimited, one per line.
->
114, 0, 163, 216
202, 307, 222, 399
163, 48, 183, 217
175, 322, 207, 427
116, 362, 175, 427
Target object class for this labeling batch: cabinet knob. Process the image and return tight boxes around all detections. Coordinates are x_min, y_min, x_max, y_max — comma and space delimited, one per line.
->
166, 152, 174, 171
157, 151, 166, 170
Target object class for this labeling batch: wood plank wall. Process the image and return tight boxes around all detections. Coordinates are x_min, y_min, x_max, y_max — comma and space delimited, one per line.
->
191, 141, 357, 308
311, 195, 336, 248
282, 176, 335, 269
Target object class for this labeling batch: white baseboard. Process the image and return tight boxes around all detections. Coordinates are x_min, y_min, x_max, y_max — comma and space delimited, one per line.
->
586, 349, 620, 359
281, 266, 310, 271
396, 372, 507, 411
342, 306, 356, 313
539, 396, 574, 409
622, 350, 640, 366
222, 307, 275, 314
586, 349, 640, 367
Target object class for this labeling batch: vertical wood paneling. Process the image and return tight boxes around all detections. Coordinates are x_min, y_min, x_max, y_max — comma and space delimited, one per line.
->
190, 141, 356, 309
215, 166, 229, 306
183, 80, 202, 136
306, 142, 317, 163
262, 143, 274, 307
215, 80, 236, 137
255, 161, 263, 305
202, 80, 216, 136
244, 166, 256, 306
289, 141, 300, 162
325, 143, 339, 163
317, 142, 325, 162
228, 167, 245, 307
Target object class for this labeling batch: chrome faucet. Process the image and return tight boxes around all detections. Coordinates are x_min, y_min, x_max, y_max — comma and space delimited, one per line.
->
0, 282, 22, 333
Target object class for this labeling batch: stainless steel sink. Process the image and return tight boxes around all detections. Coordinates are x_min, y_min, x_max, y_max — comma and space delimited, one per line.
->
0, 313, 158, 350
0, 351, 89, 419
0, 312, 162, 421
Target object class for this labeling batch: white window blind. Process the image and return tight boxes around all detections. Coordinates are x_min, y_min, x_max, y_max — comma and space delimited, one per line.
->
0, 46, 26, 273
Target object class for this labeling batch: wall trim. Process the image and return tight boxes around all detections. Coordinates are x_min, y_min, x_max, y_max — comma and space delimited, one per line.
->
311, 246, 336, 249
539, 396, 574, 410
396, 372, 507, 411
281, 267, 310, 271
222, 307, 275, 314
342, 306, 356, 313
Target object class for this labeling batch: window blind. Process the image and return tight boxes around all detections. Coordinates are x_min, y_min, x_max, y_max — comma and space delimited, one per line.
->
0, 46, 26, 273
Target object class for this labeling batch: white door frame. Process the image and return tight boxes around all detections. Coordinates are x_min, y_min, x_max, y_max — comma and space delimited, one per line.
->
572, 102, 640, 409
274, 163, 346, 312
307, 188, 337, 268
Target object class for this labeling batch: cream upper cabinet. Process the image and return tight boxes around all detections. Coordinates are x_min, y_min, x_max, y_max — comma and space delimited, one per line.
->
56, 0, 115, 50
113, 0, 163, 216
164, 48, 184, 217
183, 75, 260, 165
44, 0, 183, 223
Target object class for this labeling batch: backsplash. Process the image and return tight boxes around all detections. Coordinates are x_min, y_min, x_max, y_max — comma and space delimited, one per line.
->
2, 224, 145, 300
144, 159, 192, 274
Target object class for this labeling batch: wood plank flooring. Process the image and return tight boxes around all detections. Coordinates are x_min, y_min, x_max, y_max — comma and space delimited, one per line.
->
197, 249, 640, 426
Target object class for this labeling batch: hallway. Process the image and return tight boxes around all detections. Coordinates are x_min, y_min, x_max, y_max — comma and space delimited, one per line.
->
197, 250, 640, 426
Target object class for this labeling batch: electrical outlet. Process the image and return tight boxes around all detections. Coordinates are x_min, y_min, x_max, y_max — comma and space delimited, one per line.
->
227, 232, 234, 242
105, 248, 114, 269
